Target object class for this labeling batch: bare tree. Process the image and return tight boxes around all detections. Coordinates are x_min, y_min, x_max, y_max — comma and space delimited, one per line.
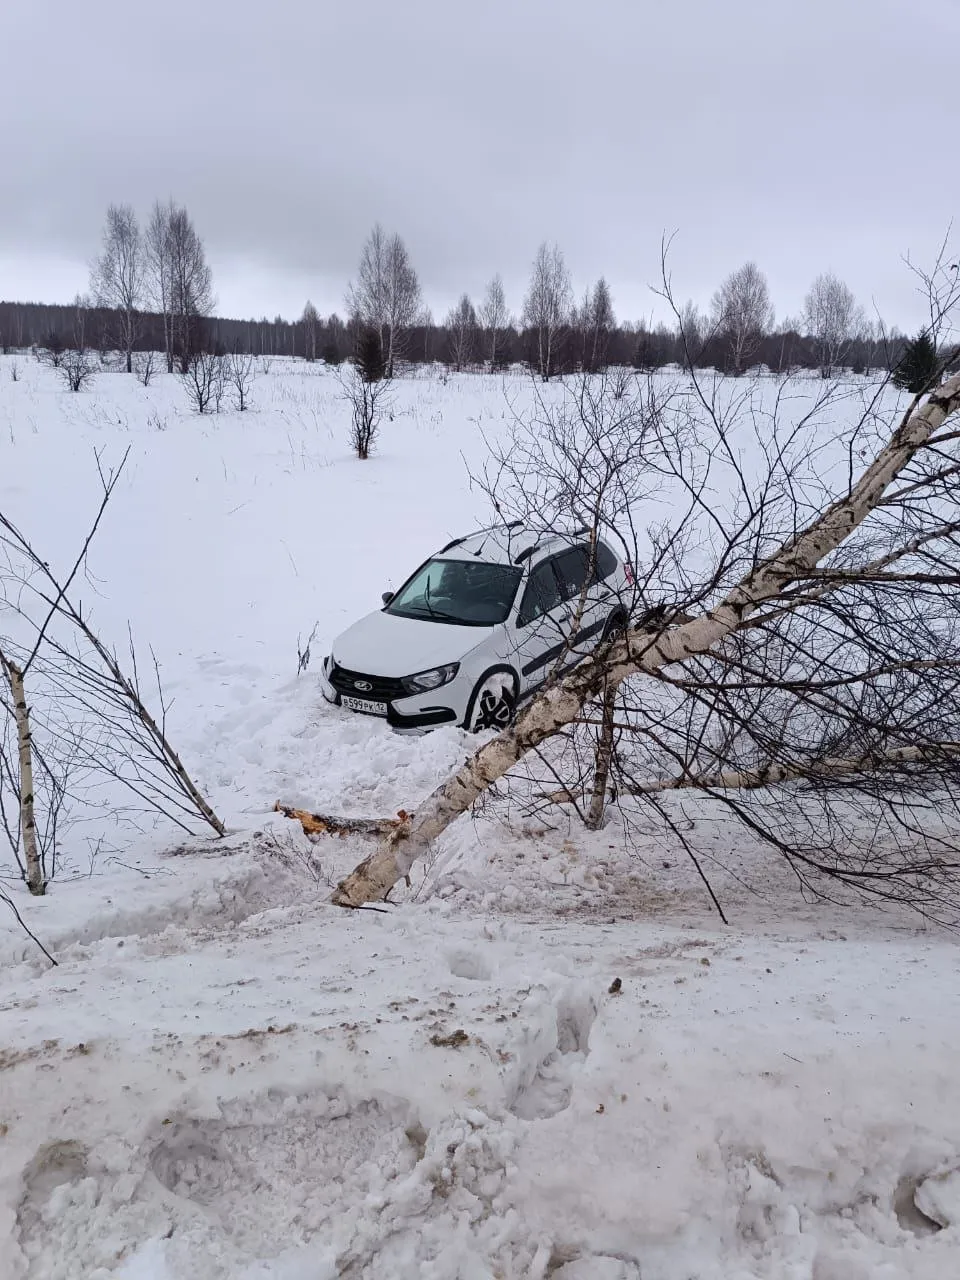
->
382, 233, 421, 376
145, 200, 175, 373
0, 452, 224, 888
572, 279, 616, 373
327, 252, 960, 918
167, 205, 214, 372
90, 204, 144, 373
181, 350, 225, 414
227, 349, 257, 410
586, 277, 615, 372
522, 242, 572, 380
340, 328, 393, 459
56, 296, 96, 392
342, 366, 393, 460
324, 312, 346, 364
59, 350, 97, 393
347, 224, 388, 337
479, 274, 509, 369
676, 299, 706, 370
301, 301, 319, 362
445, 294, 478, 372
347, 224, 422, 377
711, 261, 774, 375
803, 273, 865, 376
38, 332, 66, 369
133, 349, 157, 387
145, 200, 214, 374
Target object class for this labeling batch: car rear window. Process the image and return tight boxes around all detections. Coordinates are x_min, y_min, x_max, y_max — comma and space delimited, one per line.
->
595, 540, 618, 581
552, 547, 592, 603
517, 560, 563, 627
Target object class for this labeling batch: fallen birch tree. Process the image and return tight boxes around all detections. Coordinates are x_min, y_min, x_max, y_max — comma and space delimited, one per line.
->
325, 228, 960, 909
333, 365, 960, 909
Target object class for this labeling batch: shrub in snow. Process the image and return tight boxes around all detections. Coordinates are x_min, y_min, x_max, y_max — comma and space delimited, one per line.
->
58, 350, 97, 393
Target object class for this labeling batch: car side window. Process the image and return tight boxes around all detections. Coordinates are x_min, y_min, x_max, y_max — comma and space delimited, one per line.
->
552, 547, 592, 604
517, 559, 562, 627
594, 540, 618, 582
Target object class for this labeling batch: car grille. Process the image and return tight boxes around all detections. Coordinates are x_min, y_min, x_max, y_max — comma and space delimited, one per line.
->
328, 664, 407, 702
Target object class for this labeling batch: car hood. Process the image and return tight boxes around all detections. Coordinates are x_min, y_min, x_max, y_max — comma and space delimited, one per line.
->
332, 609, 490, 677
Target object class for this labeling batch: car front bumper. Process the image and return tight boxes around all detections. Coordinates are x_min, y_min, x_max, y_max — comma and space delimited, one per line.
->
321, 668, 463, 732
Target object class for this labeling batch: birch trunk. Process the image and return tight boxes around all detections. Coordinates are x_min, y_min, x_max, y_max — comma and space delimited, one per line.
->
586, 683, 618, 830
333, 375, 960, 907
622, 742, 960, 794
5, 661, 43, 895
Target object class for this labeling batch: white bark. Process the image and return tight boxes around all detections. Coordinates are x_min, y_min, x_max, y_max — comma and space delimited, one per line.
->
4, 661, 43, 895
586, 682, 617, 829
333, 374, 960, 907
622, 742, 960, 794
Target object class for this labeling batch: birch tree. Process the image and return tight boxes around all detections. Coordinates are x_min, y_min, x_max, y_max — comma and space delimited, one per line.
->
711, 262, 774, 374
586, 277, 615, 372
326, 254, 960, 918
145, 200, 174, 373
0, 452, 224, 902
0, 654, 42, 893
347, 225, 422, 376
522, 242, 572, 380
90, 204, 144, 373
445, 294, 478, 371
145, 201, 213, 374
333, 369, 960, 911
479, 274, 509, 369
301, 301, 319, 361
803, 273, 864, 376
167, 204, 214, 373
383, 234, 421, 375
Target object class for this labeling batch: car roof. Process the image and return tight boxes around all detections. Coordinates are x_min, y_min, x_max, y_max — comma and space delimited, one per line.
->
439, 523, 595, 567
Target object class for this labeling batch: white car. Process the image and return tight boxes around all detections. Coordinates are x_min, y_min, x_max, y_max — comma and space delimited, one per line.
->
321, 523, 632, 732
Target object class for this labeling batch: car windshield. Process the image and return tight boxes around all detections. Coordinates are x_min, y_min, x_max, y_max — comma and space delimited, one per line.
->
386, 558, 523, 626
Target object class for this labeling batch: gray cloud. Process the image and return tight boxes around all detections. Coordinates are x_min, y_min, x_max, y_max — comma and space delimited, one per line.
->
2, 0, 958, 327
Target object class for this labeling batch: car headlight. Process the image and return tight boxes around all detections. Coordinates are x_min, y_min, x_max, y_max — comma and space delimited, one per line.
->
322, 654, 333, 676
402, 662, 460, 694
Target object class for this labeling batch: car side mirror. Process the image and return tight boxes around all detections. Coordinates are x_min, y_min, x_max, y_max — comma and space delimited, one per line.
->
381, 591, 394, 605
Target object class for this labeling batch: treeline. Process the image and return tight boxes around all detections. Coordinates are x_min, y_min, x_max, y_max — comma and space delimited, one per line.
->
0, 204, 933, 379
0, 297, 907, 378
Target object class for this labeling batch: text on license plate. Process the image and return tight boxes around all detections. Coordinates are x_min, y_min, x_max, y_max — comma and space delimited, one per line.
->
342, 695, 388, 716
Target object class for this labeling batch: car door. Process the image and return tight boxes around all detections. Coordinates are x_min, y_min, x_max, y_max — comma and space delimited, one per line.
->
550, 545, 612, 656
512, 556, 573, 694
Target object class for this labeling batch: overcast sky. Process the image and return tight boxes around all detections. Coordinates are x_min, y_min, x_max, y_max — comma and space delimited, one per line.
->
2, 0, 957, 330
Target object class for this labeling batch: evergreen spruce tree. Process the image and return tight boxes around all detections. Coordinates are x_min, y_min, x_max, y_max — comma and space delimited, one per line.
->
893, 330, 939, 394
355, 327, 386, 383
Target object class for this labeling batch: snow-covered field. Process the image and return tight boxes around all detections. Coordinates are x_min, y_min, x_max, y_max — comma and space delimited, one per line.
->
1, 354, 959, 1279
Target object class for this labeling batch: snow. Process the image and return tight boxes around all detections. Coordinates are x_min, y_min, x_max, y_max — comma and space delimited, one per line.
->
1, 354, 960, 1279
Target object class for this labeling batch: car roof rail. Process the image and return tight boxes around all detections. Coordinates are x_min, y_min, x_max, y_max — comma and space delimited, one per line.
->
514, 527, 592, 564
440, 519, 524, 555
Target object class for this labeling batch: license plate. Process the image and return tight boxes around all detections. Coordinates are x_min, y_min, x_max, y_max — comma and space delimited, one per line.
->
342, 694, 388, 717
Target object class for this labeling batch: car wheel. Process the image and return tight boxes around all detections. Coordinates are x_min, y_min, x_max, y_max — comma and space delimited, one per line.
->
467, 672, 517, 732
